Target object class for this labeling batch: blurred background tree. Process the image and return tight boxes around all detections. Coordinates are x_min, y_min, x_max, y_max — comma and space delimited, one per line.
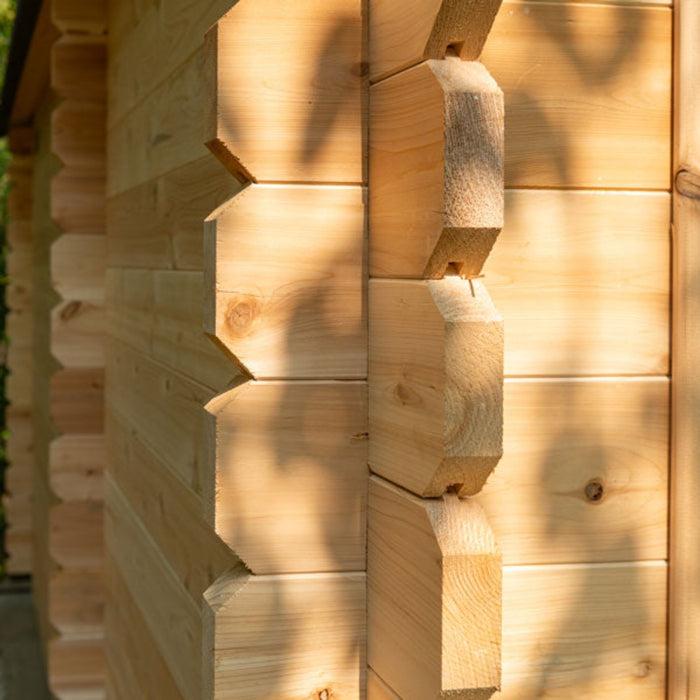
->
0, 0, 17, 576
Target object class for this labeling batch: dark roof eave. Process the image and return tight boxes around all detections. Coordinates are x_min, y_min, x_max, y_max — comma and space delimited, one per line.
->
0, 0, 44, 137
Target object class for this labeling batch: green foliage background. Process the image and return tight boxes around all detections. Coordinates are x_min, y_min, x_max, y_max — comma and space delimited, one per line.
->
0, 0, 17, 576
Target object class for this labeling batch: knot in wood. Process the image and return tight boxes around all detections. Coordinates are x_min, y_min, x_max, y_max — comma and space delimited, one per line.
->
584, 479, 604, 503
60, 300, 83, 321
393, 382, 422, 407
226, 296, 258, 335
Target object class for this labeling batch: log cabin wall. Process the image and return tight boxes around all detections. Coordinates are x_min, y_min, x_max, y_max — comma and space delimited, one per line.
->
475, 1, 671, 697
104, 1, 246, 697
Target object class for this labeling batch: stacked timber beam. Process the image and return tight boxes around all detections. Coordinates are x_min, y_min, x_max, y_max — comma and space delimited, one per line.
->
670, 0, 700, 697
201, 2, 367, 697
40, 0, 107, 695
368, 2, 504, 698
4, 133, 35, 575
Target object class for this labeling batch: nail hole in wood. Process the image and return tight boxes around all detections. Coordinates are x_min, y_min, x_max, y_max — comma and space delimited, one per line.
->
446, 483, 464, 494
445, 261, 464, 277
445, 42, 464, 57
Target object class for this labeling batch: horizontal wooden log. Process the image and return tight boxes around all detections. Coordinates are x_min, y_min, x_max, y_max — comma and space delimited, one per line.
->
50, 435, 104, 501
204, 184, 366, 379
499, 562, 666, 698
106, 269, 240, 393
50, 570, 104, 637
106, 155, 241, 270
51, 36, 106, 101
370, 59, 503, 279
488, 189, 670, 376
52, 102, 105, 171
49, 636, 106, 700
51, 234, 105, 301
107, 411, 238, 604
106, 340, 220, 491
51, 168, 106, 235
368, 670, 401, 700
50, 368, 104, 435
369, 0, 502, 82
51, 300, 104, 368
50, 500, 103, 569
106, 476, 206, 700
368, 476, 502, 699
483, 1, 671, 189
204, 380, 367, 574
203, 0, 363, 183
476, 378, 669, 565
106, 551, 185, 700
203, 569, 366, 699
370, 277, 503, 497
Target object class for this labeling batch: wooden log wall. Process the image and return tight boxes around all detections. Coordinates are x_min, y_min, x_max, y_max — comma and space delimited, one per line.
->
34, 1, 109, 695
442, 1, 668, 698
201, 2, 367, 696
368, 4, 505, 698
670, 0, 700, 697
4, 135, 35, 575
104, 1, 254, 697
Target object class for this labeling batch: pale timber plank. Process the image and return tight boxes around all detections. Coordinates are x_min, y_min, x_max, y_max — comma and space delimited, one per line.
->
370, 59, 504, 279
105, 476, 202, 700
50, 570, 104, 637
488, 189, 670, 376
205, 380, 367, 574
497, 562, 667, 699
51, 168, 106, 236
368, 477, 502, 700
49, 636, 106, 700
203, 569, 366, 699
50, 435, 104, 501
51, 36, 106, 102
107, 0, 242, 128
107, 50, 211, 197
369, 277, 503, 497
106, 340, 215, 494
106, 156, 241, 270
669, 0, 700, 697
52, 234, 105, 302
107, 411, 238, 603
52, 102, 106, 171
476, 378, 669, 565
106, 268, 239, 392
205, 184, 366, 379
369, 0, 502, 82
105, 552, 185, 700
482, 2, 671, 189
367, 671, 401, 700
50, 368, 104, 435
51, 299, 104, 368
203, 0, 364, 184
50, 500, 102, 569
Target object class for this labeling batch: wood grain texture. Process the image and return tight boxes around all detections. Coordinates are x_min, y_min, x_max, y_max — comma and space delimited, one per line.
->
497, 562, 667, 699
50, 500, 103, 569
369, 0, 502, 82
205, 380, 367, 574
106, 552, 185, 700
107, 410, 239, 604
203, 568, 366, 699
106, 156, 241, 270
106, 476, 206, 700
482, 1, 671, 189
50, 435, 104, 501
52, 102, 106, 170
489, 189, 670, 377
370, 277, 503, 497
50, 368, 104, 435
50, 570, 104, 637
370, 59, 503, 279
670, 1, 700, 698
51, 36, 106, 102
476, 378, 669, 565
368, 670, 401, 700
203, 0, 364, 184
49, 636, 106, 700
107, 268, 241, 392
204, 184, 366, 379
368, 476, 502, 700
51, 168, 106, 236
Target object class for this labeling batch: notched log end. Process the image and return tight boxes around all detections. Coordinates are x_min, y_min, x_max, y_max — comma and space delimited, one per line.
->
425, 227, 500, 279
425, 455, 502, 498
205, 139, 256, 185
425, 0, 503, 61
